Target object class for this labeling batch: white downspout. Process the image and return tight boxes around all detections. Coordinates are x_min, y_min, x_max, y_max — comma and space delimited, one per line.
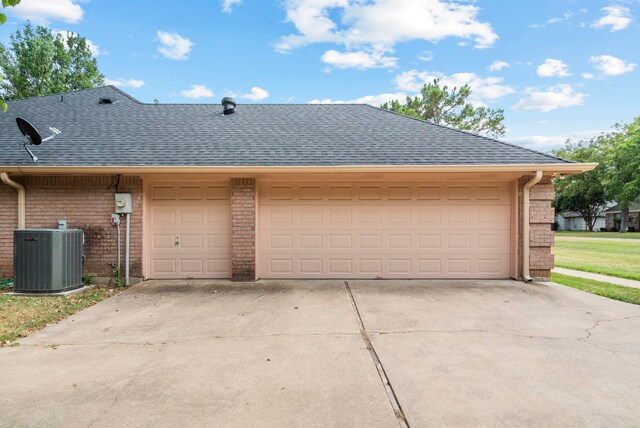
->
1, 173, 26, 229
522, 171, 543, 282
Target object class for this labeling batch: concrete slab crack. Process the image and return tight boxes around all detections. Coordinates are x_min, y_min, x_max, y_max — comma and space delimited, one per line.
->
16, 332, 361, 348
87, 357, 147, 427
344, 281, 409, 428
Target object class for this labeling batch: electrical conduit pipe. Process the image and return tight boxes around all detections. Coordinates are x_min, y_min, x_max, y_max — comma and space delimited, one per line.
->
522, 171, 543, 282
1, 173, 26, 229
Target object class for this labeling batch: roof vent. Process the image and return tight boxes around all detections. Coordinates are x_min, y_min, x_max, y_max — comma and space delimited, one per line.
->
99, 97, 114, 105
221, 97, 236, 115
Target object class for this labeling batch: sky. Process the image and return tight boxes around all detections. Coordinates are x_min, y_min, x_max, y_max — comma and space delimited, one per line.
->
1, 0, 639, 153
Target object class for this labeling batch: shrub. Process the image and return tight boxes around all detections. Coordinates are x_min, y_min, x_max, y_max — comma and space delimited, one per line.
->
629, 226, 637, 232
82, 274, 94, 286
599, 227, 607, 232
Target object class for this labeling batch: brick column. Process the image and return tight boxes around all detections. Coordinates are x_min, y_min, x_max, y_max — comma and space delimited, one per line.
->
527, 177, 555, 281
231, 178, 256, 281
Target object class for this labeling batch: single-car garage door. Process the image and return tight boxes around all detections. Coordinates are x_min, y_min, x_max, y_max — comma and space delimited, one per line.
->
258, 181, 513, 279
148, 183, 231, 279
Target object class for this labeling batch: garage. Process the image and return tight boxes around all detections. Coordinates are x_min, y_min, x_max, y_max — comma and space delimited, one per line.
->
147, 183, 232, 279
258, 181, 515, 279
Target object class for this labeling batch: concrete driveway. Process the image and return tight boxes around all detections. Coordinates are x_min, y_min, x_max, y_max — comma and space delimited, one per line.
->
1, 280, 639, 427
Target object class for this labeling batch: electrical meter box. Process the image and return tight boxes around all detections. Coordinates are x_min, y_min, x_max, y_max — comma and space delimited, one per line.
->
115, 193, 132, 214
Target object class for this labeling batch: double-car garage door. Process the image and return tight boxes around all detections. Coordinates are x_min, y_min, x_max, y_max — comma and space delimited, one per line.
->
148, 181, 513, 279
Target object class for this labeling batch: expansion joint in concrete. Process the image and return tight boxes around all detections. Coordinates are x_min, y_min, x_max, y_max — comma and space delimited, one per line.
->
344, 281, 410, 428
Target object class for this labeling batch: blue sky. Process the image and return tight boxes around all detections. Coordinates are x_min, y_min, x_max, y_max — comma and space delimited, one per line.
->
2, 0, 639, 152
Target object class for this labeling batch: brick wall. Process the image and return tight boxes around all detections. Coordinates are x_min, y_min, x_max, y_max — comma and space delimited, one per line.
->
0, 183, 18, 277
0, 175, 143, 279
606, 211, 640, 231
230, 178, 256, 281
519, 176, 556, 281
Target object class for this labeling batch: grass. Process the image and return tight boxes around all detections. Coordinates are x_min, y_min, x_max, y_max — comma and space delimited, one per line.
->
0, 287, 119, 345
552, 273, 640, 305
554, 236, 640, 281
555, 231, 640, 239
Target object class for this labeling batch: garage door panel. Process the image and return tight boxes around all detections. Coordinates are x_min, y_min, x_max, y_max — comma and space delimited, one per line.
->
258, 181, 512, 279
153, 259, 176, 274
149, 183, 231, 279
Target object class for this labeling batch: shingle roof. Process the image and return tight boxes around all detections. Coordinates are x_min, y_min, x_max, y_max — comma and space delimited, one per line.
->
605, 201, 640, 213
0, 86, 571, 167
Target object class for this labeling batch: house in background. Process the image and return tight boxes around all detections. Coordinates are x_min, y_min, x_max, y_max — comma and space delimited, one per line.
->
605, 202, 640, 232
555, 211, 607, 231
0, 87, 596, 283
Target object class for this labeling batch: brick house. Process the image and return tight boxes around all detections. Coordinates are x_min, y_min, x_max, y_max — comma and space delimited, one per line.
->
604, 202, 640, 232
0, 87, 595, 282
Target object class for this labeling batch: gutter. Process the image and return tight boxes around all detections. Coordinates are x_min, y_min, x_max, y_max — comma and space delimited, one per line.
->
0, 173, 26, 229
0, 163, 598, 175
522, 171, 543, 282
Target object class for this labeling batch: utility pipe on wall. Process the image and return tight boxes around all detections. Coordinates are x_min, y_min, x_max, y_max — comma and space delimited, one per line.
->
0, 173, 26, 229
125, 213, 130, 286
522, 171, 543, 282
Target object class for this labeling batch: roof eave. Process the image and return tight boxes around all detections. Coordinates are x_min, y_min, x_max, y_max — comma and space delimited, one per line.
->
0, 163, 598, 175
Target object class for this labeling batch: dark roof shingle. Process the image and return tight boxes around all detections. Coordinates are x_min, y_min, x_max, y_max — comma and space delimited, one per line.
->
0, 86, 570, 167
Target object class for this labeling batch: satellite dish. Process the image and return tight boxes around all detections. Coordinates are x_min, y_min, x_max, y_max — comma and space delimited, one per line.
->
17, 117, 43, 145
15, 117, 61, 162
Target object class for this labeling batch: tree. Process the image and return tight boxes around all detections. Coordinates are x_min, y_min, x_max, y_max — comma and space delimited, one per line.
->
0, 23, 103, 102
0, 0, 21, 112
552, 140, 609, 231
601, 117, 640, 233
381, 79, 506, 138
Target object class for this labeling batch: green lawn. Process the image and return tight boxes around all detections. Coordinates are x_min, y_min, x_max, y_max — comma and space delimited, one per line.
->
0, 288, 118, 345
554, 236, 640, 280
555, 231, 640, 239
552, 273, 640, 305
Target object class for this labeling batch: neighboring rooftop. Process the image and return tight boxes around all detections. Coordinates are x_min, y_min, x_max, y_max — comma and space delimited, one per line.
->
606, 201, 640, 213
0, 86, 572, 167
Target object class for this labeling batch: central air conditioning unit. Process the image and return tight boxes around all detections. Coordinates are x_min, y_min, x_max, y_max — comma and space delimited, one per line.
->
13, 229, 84, 294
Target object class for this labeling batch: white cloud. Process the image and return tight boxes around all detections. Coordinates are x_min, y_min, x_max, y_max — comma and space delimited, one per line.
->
157, 31, 194, 60
180, 84, 214, 99
506, 135, 568, 151
418, 51, 433, 62
8, 0, 84, 24
591, 6, 632, 31
546, 11, 574, 25
513, 84, 586, 112
52, 30, 101, 57
531, 12, 571, 28
590, 55, 636, 76
582, 72, 594, 79
310, 92, 407, 106
489, 60, 509, 72
241, 87, 270, 101
277, 0, 498, 66
222, 0, 242, 13
536, 58, 570, 77
321, 48, 398, 69
105, 78, 145, 89
394, 70, 514, 105
507, 130, 606, 151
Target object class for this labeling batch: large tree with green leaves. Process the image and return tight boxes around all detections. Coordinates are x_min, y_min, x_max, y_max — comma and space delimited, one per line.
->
552, 140, 609, 231
381, 79, 506, 138
601, 117, 640, 233
0, 0, 20, 112
0, 23, 103, 102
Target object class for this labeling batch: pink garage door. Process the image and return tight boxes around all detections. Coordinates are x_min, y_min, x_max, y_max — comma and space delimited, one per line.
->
258, 181, 513, 279
148, 184, 231, 279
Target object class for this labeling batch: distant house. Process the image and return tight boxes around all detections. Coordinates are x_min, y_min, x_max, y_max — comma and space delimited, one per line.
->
556, 211, 606, 231
605, 201, 640, 232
